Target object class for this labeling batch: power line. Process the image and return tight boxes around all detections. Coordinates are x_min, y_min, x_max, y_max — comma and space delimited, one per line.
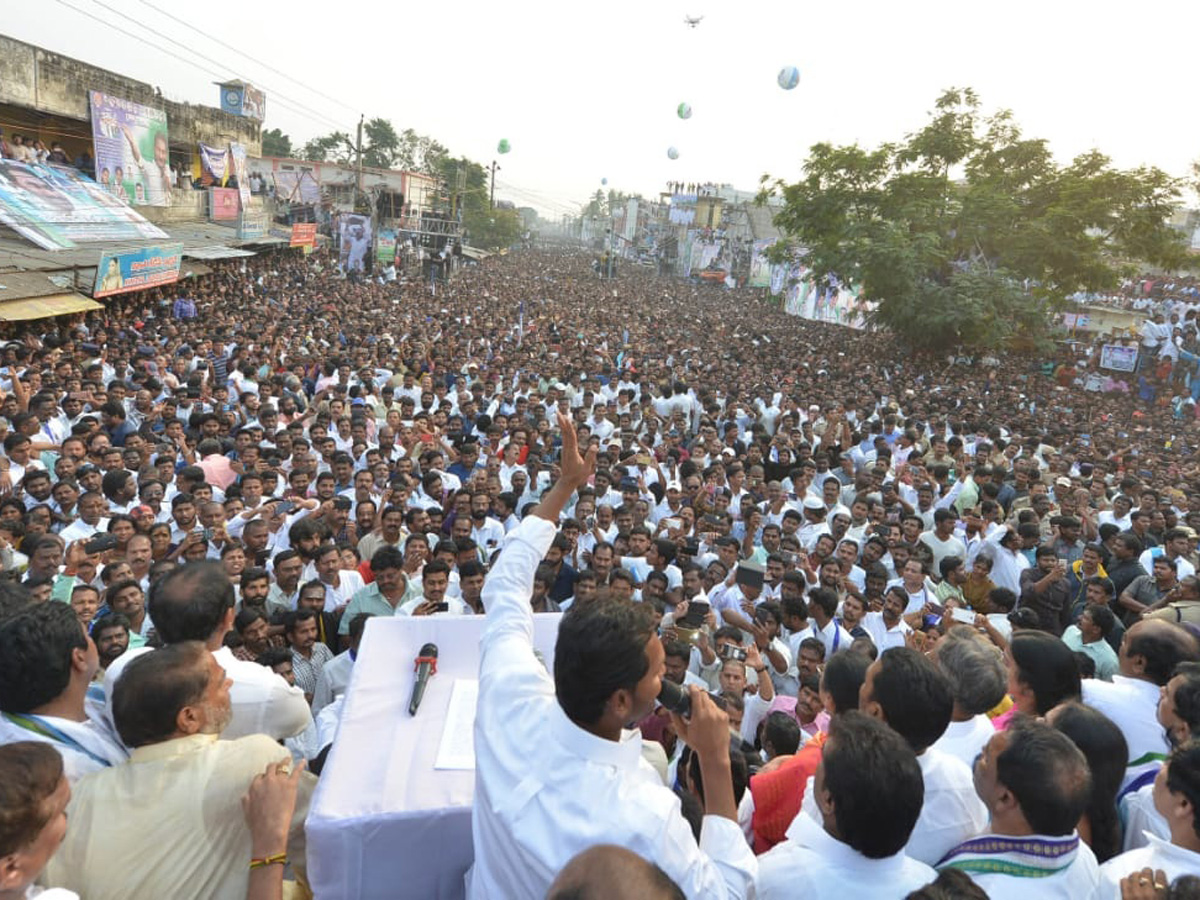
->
86, 0, 348, 133
134, 0, 359, 121
46, 0, 347, 136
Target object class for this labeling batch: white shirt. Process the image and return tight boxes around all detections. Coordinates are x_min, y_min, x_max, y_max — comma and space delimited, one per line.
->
906, 747, 989, 866
1138, 547, 1196, 581
472, 517, 506, 554
1099, 833, 1200, 898
0, 711, 127, 784
59, 518, 109, 544
470, 517, 757, 900
1082, 676, 1170, 790
932, 715, 995, 770
1120, 779, 1169, 851
943, 831, 1099, 900
812, 617, 852, 657
320, 570, 366, 613
756, 811, 934, 900
104, 645, 311, 742
311, 649, 354, 715
861, 611, 912, 653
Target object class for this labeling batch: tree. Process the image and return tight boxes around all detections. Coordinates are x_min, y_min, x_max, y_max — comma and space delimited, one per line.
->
362, 118, 400, 169
761, 88, 1192, 351
395, 129, 449, 176
464, 207, 521, 251
261, 127, 292, 158
300, 131, 353, 164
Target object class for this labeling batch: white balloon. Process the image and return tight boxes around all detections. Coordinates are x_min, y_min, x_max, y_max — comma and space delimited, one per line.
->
667, 147, 680, 160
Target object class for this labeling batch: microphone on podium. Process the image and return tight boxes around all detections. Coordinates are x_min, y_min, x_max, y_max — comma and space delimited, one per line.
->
408, 642, 439, 716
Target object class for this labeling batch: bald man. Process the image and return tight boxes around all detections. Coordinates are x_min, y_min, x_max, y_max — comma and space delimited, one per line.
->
547, 845, 684, 900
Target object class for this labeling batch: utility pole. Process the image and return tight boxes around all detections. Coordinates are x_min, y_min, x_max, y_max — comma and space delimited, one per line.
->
489, 160, 500, 209
355, 114, 364, 199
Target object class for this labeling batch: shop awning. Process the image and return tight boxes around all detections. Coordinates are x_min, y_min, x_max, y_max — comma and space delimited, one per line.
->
0, 293, 104, 321
183, 245, 257, 260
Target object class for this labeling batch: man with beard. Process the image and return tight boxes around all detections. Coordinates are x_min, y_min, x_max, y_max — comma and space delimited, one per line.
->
43, 642, 314, 900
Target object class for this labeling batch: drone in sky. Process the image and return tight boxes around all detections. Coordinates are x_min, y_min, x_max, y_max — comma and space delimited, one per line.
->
683, 14, 704, 27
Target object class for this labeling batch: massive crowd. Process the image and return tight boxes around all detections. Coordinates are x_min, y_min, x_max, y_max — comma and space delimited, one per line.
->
0, 244, 1198, 899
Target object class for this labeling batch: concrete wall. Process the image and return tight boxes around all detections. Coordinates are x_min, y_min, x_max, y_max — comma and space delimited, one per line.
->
0, 34, 261, 155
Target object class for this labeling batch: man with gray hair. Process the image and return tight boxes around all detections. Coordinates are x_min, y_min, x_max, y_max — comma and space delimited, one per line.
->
931, 626, 1008, 769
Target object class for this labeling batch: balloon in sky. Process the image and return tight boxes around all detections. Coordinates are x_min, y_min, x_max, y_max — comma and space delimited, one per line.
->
677, 102, 693, 120
601, 178, 608, 185
777, 66, 800, 90
667, 147, 680, 160
497, 139, 511, 154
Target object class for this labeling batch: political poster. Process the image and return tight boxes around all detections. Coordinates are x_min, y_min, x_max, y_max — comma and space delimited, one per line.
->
229, 143, 251, 209
749, 240, 774, 288
377, 228, 397, 263
93, 243, 183, 298
89, 90, 171, 207
209, 188, 239, 221
0, 160, 167, 251
198, 143, 228, 184
338, 214, 372, 272
1100, 344, 1139, 372
290, 223, 317, 248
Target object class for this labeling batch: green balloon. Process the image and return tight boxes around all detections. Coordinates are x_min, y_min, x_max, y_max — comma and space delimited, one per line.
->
497, 139, 511, 154
677, 102, 693, 120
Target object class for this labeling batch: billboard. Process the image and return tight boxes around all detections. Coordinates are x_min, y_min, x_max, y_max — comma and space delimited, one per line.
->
219, 83, 266, 121
229, 143, 251, 209
1100, 344, 1139, 372
209, 188, 239, 221
290, 223, 317, 248
89, 90, 171, 207
749, 239, 774, 288
338, 214, 372, 272
198, 142, 228, 184
93, 244, 183, 298
237, 210, 268, 241
0, 160, 168, 251
377, 228, 397, 263
274, 169, 320, 204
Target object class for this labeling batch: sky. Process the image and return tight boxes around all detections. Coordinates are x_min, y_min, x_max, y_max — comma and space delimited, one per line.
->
6, 1, 1200, 219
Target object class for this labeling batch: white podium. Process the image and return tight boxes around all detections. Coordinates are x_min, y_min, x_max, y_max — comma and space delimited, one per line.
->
306, 614, 562, 900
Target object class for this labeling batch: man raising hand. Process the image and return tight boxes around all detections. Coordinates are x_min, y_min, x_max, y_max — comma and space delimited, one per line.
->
470, 413, 756, 899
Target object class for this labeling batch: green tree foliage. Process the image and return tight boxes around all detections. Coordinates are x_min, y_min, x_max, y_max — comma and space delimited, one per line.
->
464, 207, 521, 251
761, 88, 1191, 351
300, 131, 354, 164
362, 118, 400, 169
396, 129, 450, 176
261, 127, 292, 158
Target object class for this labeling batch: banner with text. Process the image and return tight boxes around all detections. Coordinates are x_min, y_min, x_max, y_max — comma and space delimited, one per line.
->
290, 223, 317, 248
89, 90, 171, 207
0, 160, 168, 251
93, 243, 183, 298
229, 143, 251, 209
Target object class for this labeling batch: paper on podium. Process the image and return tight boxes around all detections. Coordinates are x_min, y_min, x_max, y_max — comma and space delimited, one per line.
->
434, 679, 478, 770
308, 614, 563, 900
